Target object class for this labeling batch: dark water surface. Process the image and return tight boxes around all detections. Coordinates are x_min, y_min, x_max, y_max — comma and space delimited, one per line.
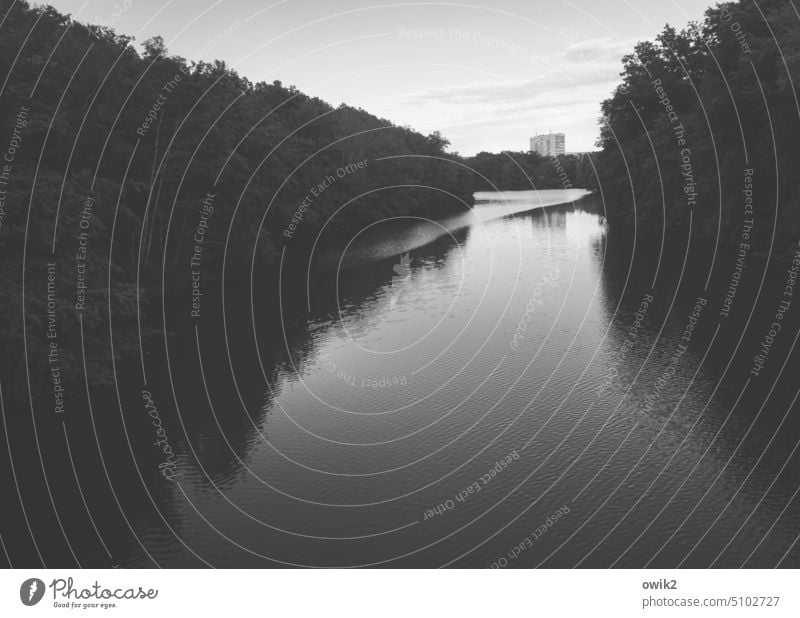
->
6, 190, 800, 568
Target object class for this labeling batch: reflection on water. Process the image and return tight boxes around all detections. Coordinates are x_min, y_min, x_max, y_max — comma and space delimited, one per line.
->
7, 190, 799, 568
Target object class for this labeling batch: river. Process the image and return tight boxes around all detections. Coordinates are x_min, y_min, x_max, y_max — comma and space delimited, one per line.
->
16, 189, 799, 568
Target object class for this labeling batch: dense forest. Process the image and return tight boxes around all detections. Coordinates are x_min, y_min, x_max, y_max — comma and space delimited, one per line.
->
595, 0, 800, 252
0, 1, 475, 394
464, 151, 598, 192
6, 0, 795, 398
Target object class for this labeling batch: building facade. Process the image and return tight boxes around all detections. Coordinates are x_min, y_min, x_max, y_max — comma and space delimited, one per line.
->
530, 132, 566, 157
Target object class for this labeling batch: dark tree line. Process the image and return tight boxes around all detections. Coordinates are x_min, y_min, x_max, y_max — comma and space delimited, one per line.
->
0, 1, 472, 394
464, 151, 598, 192
595, 0, 800, 251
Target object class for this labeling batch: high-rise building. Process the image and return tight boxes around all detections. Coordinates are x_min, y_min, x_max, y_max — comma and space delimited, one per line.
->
530, 132, 566, 157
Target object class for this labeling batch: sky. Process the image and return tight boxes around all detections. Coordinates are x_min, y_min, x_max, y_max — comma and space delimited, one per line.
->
41, 0, 716, 155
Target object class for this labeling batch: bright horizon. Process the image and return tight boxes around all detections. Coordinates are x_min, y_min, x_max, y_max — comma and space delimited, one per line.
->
41, 0, 714, 155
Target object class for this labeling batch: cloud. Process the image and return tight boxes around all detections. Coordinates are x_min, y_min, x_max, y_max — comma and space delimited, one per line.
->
562, 36, 640, 63
383, 67, 619, 131
389, 36, 635, 108
369, 36, 638, 153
